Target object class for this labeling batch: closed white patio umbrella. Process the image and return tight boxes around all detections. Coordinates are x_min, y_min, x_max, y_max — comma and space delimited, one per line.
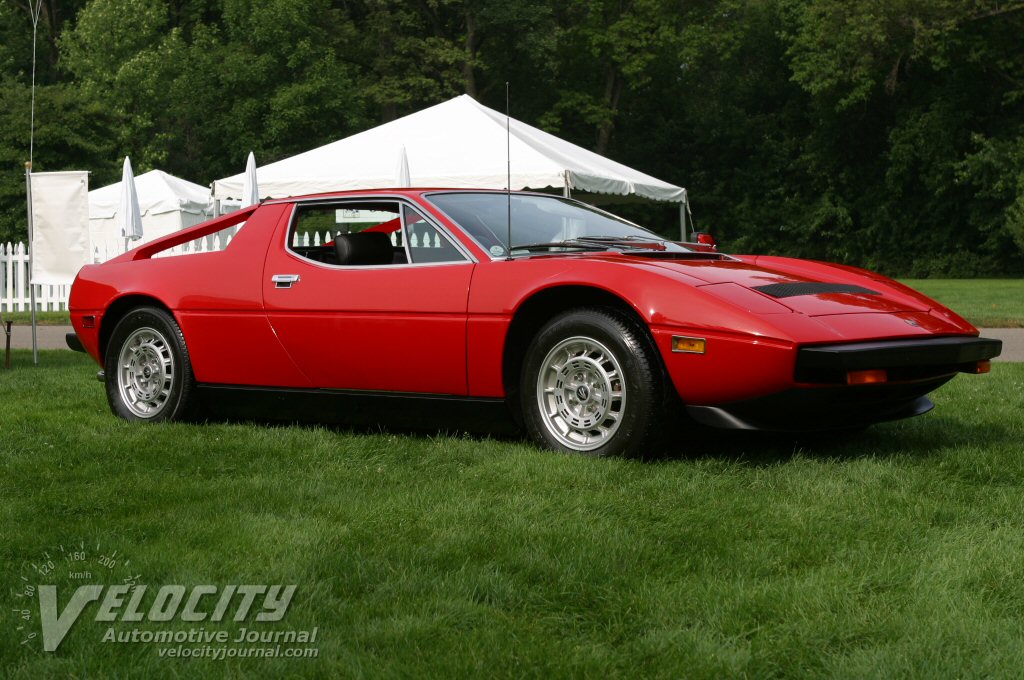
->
118, 156, 144, 244
395, 145, 411, 187
241, 152, 259, 207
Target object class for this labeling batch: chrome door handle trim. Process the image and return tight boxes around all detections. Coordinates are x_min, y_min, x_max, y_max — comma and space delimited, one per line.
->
272, 274, 300, 288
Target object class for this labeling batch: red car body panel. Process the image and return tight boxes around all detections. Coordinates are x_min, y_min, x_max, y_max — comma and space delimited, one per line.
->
71, 203, 314, 388
68, 188, 1000, 432
261, 204, 473, 394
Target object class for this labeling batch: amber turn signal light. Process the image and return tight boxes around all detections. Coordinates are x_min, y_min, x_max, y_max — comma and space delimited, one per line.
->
672, 336, 707, 354
974, 360, 991, 374
847, 369, 887, 385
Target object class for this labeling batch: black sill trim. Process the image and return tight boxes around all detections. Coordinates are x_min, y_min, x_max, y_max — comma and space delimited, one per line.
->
193, 384, 515, 434
197, 383, 504, 403
753, 282, 880, 298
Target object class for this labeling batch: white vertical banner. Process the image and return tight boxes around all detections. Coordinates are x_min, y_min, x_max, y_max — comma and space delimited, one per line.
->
29, 170, 90, 285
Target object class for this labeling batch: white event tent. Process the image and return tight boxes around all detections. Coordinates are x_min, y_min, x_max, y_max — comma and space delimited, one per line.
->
89, 169, 212, 259
212, 95, 688, 233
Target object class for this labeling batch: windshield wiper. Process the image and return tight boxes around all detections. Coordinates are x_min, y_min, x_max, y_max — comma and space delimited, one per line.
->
511, 235, 667, 253
570, 235, 667, 250
510, 240, 611, 252
576, 234, 662, 242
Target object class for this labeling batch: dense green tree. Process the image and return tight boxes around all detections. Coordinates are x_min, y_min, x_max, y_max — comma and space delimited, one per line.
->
346, 0, 557, 122
0, 0, 1020, 274
537, 0, 684, 155
0, 78, 118, 242
2, 0, 89, 84
60, 0, 370, 181
781, 0, 1024, 274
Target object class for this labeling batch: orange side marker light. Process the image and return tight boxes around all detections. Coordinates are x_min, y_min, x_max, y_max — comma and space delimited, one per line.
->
847, 369, 887, 385
672, 336, 707, 354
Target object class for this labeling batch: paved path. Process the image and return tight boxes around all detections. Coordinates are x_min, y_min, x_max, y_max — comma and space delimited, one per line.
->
5, 325, 1024, 361
5, 325, 75, 351
977, 328, 1024, 362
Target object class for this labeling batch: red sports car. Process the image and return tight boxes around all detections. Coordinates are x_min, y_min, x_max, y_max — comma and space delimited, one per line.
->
67, 189, 1002, 456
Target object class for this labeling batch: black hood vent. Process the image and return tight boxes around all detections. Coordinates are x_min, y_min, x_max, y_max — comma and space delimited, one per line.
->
753, 282, 880, 298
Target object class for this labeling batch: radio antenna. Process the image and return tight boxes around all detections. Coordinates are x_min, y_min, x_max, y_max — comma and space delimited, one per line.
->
505, 82, 512, 260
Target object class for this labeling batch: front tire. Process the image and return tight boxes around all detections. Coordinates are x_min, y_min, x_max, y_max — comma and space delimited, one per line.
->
520, 308, 665, 457
104, 306, 195, 422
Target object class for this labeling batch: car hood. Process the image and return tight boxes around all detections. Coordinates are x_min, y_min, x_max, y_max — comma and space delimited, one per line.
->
594, 252, 976, 341
640, 257, 925, 315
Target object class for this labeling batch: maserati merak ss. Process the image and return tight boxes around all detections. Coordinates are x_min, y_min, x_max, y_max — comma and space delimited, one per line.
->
67, 190, 1002, 456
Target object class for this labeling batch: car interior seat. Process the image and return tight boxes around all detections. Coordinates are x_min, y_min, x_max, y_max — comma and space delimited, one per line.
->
334, 232, 394, 266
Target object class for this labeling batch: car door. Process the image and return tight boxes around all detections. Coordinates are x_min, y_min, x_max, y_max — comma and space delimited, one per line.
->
262, 198, 475, 395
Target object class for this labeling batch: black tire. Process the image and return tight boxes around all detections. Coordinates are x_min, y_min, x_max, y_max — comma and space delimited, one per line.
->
520, 307, 665, 457
104, 306, 196, 422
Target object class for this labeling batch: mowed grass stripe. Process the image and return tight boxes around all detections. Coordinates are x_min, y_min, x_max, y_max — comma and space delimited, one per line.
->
900, 279, 1024, 328
1, 350, 1023, 678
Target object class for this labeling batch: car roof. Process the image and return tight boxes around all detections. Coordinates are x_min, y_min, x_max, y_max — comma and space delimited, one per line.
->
262, 188, 556, 205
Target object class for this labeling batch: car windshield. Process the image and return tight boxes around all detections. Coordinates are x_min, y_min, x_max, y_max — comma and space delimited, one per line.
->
426, 192, 693, 257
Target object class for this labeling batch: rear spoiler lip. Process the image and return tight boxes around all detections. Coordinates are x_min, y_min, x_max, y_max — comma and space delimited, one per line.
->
107, 205, 259, 264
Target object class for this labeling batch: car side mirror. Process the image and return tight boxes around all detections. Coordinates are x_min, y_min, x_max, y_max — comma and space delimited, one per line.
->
693, 232, 717, 249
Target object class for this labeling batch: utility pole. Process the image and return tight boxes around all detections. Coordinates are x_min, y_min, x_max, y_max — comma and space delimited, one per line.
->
26, 0, 44, 366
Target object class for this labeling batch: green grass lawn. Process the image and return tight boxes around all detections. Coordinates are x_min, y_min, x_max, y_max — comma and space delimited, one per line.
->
900, 279, 1024, 328
1, 311, 70, 326
3, 350, 1024, 678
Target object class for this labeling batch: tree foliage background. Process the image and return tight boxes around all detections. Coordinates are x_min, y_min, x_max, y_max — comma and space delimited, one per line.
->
1, 0, 1023, 276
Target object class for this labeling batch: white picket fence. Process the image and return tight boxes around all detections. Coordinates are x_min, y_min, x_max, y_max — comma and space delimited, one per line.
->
150, 230, 236, 259
290, 228, 442, 249
1, 227, 443, 313
0, 234, 236, 313
1, 242, 71, 313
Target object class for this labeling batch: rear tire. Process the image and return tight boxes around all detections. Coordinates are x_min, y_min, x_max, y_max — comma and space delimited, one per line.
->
520, 308, 665, 457
104, 306, 195, 422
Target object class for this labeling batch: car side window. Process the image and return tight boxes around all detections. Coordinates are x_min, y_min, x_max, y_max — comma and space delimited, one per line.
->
289, 201, 406, 266
404, 206, 466, 264
288, 200, 466, 267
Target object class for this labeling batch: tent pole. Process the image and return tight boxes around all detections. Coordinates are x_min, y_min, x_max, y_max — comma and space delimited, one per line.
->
681, 189, 691, 242
563, 170, 570, 198
25, 163, 38, 365
210, 182, 219, 218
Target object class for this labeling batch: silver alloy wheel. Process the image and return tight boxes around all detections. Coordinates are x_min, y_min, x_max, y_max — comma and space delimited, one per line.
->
536, 336, 626, 451
116, 326, 175, 418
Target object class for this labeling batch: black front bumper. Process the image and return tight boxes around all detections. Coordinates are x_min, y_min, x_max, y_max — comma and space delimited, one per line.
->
794, 335, 1002, 383
687, 336, 1002, 432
